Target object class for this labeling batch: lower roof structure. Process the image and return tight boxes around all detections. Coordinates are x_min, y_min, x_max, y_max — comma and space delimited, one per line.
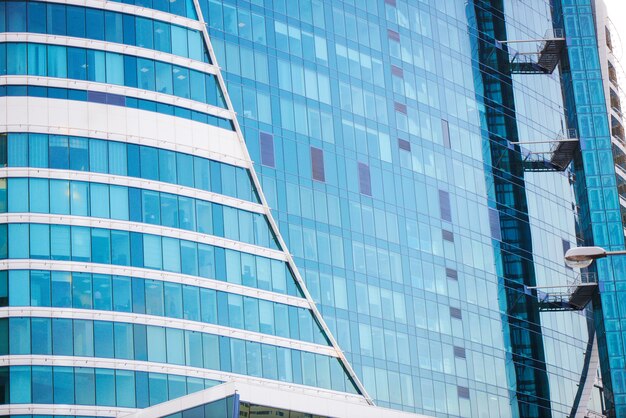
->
123, 380, 431, 418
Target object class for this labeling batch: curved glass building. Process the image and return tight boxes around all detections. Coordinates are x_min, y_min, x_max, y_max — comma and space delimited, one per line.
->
0, 0, 622, 417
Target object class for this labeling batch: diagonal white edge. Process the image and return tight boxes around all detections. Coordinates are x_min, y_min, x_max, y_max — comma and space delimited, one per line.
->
189, 0, 374, 405
119, 380, 431, 418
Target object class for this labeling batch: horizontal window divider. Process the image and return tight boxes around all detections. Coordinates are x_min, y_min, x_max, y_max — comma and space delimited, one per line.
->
0, 168, 264, 213
0, 307, 336, 355
0, 123, 249, 169
0, 403, 136, 417
0, 260, 309, 308
0, 75, 232, 121
0, 213, 286, 260
34, 0, 206, 31
1, 355, 358, 400
1, 33, 216, 74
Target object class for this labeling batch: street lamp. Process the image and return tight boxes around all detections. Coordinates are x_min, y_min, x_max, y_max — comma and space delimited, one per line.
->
564, 246, 626, 268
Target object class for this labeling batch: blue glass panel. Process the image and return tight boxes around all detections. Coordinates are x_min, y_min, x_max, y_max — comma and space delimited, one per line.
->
30, 271, 50, 307
10, 366, 31, 403
112, 276, 132, 312
9, 318, 30, 355
114, 322, 134, 360
93, 274, 112, 311
95, 369, 116, 406
6, 2, 26, 32
53, 367, 75, 404
94, 321, 114, 358
134, 324, 148, 361
73, 319, 94, 357
115, 370, 135, 408
149, 372, 168, 406
47, 3, 66, 35
147, 326, 166, 363
51, 272, 72, 307
74, 367, 95, 405
66, 5, 86, 38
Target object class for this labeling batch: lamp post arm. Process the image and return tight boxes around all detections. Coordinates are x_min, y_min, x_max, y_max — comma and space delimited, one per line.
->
605, 250, 626, 256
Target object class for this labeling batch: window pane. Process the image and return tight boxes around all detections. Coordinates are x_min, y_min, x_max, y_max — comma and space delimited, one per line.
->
74, 319, 94, 356
96, 368, 116, 406
94, 321, 114, 358
50, 180, 70, 214
51, 272, 71, 307
52, 318, 73, 355
29, 178, 50, 213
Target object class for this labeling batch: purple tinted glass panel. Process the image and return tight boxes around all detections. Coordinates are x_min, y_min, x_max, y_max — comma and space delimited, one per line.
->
87, 91, 107, 104
107, 93, 126, 106
446, 268, 458, 280
453, 346, 466, 358
260, 132, 275, 167
450, 307, 462, 319
310, 147, 325, 182
489, 208, 502, 240
458, 386, 470, 399
358, 162, 371, 196
439, 190, 451, 221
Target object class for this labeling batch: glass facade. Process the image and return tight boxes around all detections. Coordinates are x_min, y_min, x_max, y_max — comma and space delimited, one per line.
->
0, 43, 224, 106
556, 0, 626, 416
1, 1, 211, 62
0, 0, 365, 412
0, 0, 620, 417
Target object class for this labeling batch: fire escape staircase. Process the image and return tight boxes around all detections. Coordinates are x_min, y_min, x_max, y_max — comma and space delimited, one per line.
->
521, 272, 604, 418
511, 129, 580, 172
524, 272, 597, 312
498, 29, 566, 74
497, 25, 603, 418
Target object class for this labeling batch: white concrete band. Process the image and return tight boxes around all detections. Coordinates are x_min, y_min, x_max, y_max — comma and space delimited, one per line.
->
1, 75, 230, 121
0, 307, 337, 356
0, 168, 265, 214
0, 97, 247, 168
32, 0, 205, 31
1, 355, 363, 404
0, 213, 287, 261
0, 259, 309, 308
1, 33, 216, 74
0, 122, 248, 169
0, 404, 136, 417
